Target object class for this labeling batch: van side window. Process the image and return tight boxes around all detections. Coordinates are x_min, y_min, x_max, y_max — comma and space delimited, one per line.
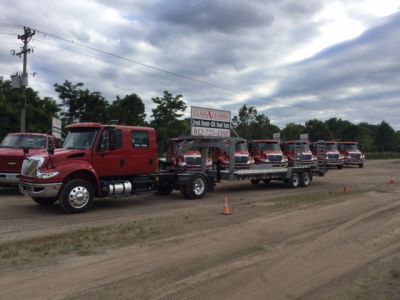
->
132, 131, 149, 148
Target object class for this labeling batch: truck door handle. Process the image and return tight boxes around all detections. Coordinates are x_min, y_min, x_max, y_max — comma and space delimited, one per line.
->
120, 159, 125, 167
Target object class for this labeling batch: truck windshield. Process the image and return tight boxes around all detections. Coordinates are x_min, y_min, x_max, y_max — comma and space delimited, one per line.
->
259, 143, 280, 151
326, 144, 338, 151
0, 134, 46, 149
340, 144, 358, 151
235, 143, 247, 152
63, 129, 98, 150
294, 143, 310, 152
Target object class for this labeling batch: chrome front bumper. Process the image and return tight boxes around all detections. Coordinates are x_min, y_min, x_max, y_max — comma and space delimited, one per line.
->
19, 182, 63, 198
344, 159, 364, 165
0, 173, 19, 185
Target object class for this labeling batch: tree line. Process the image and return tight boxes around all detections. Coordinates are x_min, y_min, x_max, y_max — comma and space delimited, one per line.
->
0, 79, 399, 152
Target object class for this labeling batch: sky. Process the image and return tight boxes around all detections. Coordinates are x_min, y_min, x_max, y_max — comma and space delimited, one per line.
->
0, 0, 399, 130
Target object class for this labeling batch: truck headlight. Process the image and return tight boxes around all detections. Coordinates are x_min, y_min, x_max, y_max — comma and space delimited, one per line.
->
36, 170, 59, 179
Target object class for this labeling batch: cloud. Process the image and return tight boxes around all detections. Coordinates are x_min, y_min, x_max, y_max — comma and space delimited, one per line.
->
0, 0, 399, 130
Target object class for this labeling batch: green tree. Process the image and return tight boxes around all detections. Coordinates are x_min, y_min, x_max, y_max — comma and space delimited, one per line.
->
305, 119, 332, 141
375, 121, 397, 151
0, 80, 59, 140
54, 80, 109, 124
109, 94, 146, 125
281, 123, 306, 140
150, 91, 188, 154
232, 105, 279, 139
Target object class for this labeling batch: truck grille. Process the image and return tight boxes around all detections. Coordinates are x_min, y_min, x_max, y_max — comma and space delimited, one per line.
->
268, 155, 282, 162
0, 156, 24, 173
301, 154, 312, 160
185, 157, 202, 165
327, 154, 339, 159
20, 157, 42, 177
235, 156, 248, 164
350, 153, 361, 159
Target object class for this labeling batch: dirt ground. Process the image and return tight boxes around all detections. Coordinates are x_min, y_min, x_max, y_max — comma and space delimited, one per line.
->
1, 159, 400, 300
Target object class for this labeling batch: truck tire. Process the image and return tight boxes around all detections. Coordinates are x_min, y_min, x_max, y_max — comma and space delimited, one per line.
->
59, 179, 94, 213
250, 179, 260, 185
337, 165, 343, 169
287, 172, 300, 188
299, 171, 311, 187
263, 179, 271, 184
184, 174, 208, 199
359, 164, 364, 168
32, 197, 57, 206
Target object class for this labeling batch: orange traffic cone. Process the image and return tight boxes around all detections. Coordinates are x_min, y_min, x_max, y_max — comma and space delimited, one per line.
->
221, 196, 232, 215
389, 176, 395, 184
343, 186, 349, 193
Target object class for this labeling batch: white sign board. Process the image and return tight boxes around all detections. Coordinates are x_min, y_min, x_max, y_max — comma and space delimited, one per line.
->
300, 133, 309, 141
272, 132, 281, 141
191, 106, 231, 137
52, 117, 62, 139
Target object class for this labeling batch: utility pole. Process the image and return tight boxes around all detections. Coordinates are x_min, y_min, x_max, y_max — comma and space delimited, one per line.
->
12, 27, 35, 132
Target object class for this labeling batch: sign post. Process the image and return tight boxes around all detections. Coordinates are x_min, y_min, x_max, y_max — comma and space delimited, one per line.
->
52, 117, 62, 139
190, 106, 231, 137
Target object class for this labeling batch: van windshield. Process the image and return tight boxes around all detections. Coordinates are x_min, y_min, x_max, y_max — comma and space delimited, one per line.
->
326, 143, 338, 151
340, 144, 358, 151
63, 128, 98, 150
0, 134, 46, 149
259, 143, 280, 151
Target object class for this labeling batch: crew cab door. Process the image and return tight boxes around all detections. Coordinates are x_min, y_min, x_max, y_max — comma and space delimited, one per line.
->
126, 130, 156, 174
92, 128, 127, 177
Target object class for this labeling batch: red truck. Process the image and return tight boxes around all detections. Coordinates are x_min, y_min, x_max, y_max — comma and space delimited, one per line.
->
281, 140, 318, 167
311, 141, 344, 169
338, 141, 365, 168
212, 140, 254, 169
248, 140, 288, 167
0, 132, 58, 186
19, 123, 326, 214
165, 137, 212, 171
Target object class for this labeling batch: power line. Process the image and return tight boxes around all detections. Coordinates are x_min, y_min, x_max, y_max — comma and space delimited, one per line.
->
35, 29, 239, 94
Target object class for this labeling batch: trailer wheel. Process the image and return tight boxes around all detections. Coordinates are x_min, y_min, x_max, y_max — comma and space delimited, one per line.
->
184, 174, 208, 199
32, 197, 57, 206
59, 179, 94, 213
300, 172, 311, 187
250, 179, 260, 185
288, 172, 300, 188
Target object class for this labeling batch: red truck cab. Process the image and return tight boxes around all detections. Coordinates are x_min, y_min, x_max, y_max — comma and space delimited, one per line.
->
19, 123, 158, 212
338, 141, 365, 168
281, 140, 317, 167
248, 140, 288, 167
311, 141, 344, 169
213, 140, 254, 169
0, 132, 58, 186
166, 137, 212, 171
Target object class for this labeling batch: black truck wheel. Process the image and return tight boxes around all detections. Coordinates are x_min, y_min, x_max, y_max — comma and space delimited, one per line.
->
359, 164, 364, 168
263, 179, 271, 184
299, 171, 311, 187
32, 197, 57, 206
59, 179, 94, 213
184, 174, 208, 199
250, 179, 260, 185
337, 165, 343, 169
287, 172, 300, 188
